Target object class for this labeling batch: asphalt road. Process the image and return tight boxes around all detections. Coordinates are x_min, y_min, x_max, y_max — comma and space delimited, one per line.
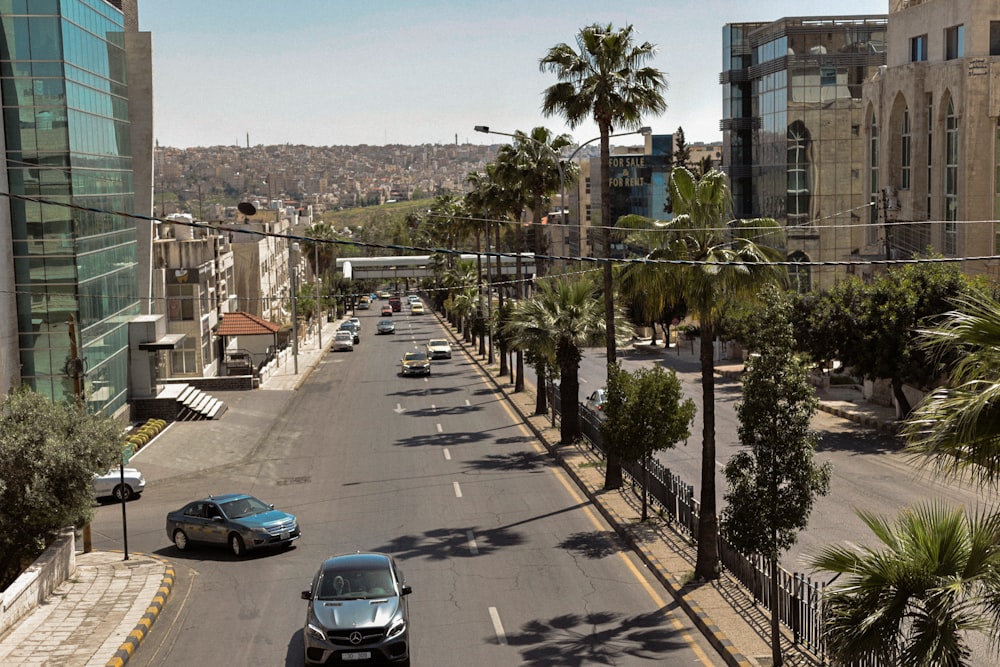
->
572, 346, 990, 573
89, 308, 723, 666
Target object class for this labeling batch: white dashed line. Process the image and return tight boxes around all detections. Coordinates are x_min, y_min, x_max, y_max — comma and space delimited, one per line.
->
465, 399, 470, 406
453, 482, 462, 498
436, 423, 443, 433
466, 530, 478, 555
443, 448, 451, 460
488, 607, 507, 645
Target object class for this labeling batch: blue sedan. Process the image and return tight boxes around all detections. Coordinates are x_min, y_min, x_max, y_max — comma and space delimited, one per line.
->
165, 493, 300, 556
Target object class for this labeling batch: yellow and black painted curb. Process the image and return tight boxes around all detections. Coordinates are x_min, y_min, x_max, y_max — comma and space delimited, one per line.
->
106, 555, 175, 667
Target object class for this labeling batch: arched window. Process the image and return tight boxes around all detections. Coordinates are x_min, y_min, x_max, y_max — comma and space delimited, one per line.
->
788, 251, 811, 293
945, 98, 958, 254
787, 121, 811, 222
901, 106, 911, 189
868, 112, 879, 245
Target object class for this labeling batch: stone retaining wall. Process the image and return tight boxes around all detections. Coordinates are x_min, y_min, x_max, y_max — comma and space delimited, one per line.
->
0, 527, 76, 639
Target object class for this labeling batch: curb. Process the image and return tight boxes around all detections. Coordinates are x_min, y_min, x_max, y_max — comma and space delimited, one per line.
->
106, 554, 175, 667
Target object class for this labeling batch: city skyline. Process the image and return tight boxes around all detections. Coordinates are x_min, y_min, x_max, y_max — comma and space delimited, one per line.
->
139, 0, 886, 149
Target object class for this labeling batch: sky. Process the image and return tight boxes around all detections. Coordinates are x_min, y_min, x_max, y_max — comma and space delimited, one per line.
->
139, 0, 888, 149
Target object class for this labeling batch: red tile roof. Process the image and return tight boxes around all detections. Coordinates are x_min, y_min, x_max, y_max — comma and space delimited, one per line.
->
217, 311, 282, 336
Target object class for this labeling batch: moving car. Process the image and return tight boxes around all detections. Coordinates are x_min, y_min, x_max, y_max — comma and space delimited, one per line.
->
410, 302, 424, 315
332, 330, 355, 351
377, 319, 396, 334
585, 388, 608, 417
348, 317, 362, 331
426, 339, 452, 359
400, 351, 430, 376
165, 493, 300, 556
389, 296, 402, 312
301, 552, 412, 666
377, 290, 391, 299
338, 321, 360, 344
357, 297, 370, 310
380, 305, 393, 317
92, 467, 145, 502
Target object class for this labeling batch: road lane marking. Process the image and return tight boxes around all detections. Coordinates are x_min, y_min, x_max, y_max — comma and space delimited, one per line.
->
488, 607, 507, 645
436, 423, 443, 433
467, 530, 479, 555
465, 399, 470, 406
443, 448, 451, 460
453, 482, 462, 498
394, 404, 405, 414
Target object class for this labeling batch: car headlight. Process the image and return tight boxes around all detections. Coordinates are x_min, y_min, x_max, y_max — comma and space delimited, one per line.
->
386, 617, 406, 639
306, 623, 327, 641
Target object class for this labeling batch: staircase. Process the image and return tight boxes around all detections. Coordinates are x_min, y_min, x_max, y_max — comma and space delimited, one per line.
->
158, 384, 227, 421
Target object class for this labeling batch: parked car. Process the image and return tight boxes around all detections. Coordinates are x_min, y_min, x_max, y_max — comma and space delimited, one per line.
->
301, 552, 412, 666
165, 493, 300, 556
338, 321, 360, 344
400, 351, 430, 376
426, 339, 452, 359
377, 319, 396, 334
92, 467, 145, 502
332, 330, 355, 351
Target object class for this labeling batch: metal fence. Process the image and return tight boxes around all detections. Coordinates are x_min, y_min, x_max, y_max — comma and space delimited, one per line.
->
544, 380, 854, 665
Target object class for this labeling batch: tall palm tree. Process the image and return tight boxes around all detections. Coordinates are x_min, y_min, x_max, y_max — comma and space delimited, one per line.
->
540, 22, 667, 367
619, 166, 786, 581
901, 288, 1000, 486
808, 501, 1000, 666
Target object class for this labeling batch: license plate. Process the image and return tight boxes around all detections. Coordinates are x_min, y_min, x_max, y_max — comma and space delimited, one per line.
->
280, 531, 289, 540
342, 652, 371, 661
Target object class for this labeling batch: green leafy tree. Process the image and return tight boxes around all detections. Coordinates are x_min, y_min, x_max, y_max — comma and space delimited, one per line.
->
602, 363, 694, 520
807, 262, 969, 417
540, 22, 668, 370
672, 126, 690, 170
808, 502, 1000, 667
722, 287, 831, 667
0, 389, 124, 589
504, 297, 559, 416
618, 166, 786, 581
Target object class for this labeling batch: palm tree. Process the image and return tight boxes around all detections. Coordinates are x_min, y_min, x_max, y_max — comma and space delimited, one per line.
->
540, 22, 667, 368
808, 501, 1000, 666
514, 277, 631, 444
618, 166, 786, 581
901, 288, 1000, 486
504, 297, 558, 416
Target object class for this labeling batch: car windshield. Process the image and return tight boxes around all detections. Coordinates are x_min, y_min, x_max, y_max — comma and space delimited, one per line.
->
220, 496, 271, 519
428, 340, 447, 347
404, 352, 427, 361
317, 566, 395, 600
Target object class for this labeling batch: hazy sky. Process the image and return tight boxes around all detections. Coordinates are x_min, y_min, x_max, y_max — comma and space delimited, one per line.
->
139, 0, 887, 149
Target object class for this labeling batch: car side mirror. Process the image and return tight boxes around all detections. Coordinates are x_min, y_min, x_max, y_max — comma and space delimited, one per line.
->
212, 516, 224, 522
400, 584, 413, 596
301, 590, 312, 600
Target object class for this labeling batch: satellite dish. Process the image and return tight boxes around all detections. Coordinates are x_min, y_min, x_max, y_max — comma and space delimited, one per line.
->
237, 202, 257, 216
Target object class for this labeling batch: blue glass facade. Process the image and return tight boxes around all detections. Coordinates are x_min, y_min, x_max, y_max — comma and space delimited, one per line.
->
1, 0, 137, 414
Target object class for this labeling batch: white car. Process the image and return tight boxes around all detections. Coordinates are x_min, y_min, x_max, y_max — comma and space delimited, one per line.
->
348, 317, 362, 330
332, 330, 355, 351
92, 467, 145, 501
427, 339, 452, 359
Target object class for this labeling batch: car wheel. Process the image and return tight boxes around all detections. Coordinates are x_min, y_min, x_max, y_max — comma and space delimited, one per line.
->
173, 529, 189, 551
229, 533, 245, 556
113, 484, 134, 502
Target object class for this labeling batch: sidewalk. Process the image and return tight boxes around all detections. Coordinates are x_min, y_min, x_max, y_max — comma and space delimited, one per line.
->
0, 315, 897, 667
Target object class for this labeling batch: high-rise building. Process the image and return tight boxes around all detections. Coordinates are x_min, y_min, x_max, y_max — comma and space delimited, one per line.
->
0, 0, 153, 416
862, 0, 1000, 280
721, 16, 888, 291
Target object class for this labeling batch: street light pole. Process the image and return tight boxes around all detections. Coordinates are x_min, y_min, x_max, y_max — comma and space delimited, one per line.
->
291, 242, 299, 374
474, 125, 650, 270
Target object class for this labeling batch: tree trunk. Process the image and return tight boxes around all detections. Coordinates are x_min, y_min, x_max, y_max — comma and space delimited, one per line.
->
559, 360, 581, 445
534, 363, 547, 415
515, 351, 524, 392
890, 376, 911, 419
770, 553, 782, 667
694, 324, 721, 580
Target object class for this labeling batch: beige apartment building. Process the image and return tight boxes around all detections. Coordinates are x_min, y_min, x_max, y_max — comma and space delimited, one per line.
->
862, 0, 1000, 280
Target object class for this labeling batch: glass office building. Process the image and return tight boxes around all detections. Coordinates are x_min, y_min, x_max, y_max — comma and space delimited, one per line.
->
721, 17, 887, 291
1, 0, 137, 414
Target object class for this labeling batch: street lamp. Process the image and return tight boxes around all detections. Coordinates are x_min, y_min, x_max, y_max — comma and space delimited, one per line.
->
290, 242, 300, 374
474, 125, 651, 268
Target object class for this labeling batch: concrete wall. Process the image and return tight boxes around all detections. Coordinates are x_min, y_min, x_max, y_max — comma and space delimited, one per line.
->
0, 528, 76, 639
